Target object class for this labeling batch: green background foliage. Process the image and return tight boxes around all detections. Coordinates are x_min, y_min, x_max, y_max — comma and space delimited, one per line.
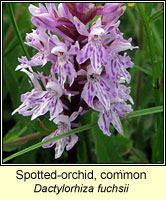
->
2, 3, 164, 164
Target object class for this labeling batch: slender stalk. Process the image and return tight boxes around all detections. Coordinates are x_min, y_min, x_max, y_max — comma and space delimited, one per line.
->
3, 106, 163, 162
3, 132, 43, 146
134, 65, 152, 76
3, 123, 97, 163
3, 4, 23, 51
37, 118, 55, 132
3, 105, 163, 149
150, 7, 163, 22
7, 3, 30, 60
128, 106, 163, 118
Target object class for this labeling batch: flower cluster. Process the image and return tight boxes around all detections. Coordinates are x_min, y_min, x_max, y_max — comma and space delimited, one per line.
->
12, 3, 138, 159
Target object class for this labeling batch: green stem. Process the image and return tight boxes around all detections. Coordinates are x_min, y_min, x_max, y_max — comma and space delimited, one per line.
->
3, 132, 43, 146
3, 106, 163, 163
128, 106, 163, 118
134, 65, 152, 76
7, 3, 30, 60
3, 123, 97, 163
149, 7, 163, 22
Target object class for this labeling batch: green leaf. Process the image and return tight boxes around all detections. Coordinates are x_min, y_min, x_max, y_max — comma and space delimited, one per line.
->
3, 106, 163, 162
125, 7, 139, 35
3, 122, 29, 152
149, 7, 163, 22
151, 25, 163, 59
128, 106, 163, 118
3, 123, 97, 163
3, 59, 19, 108
7, 3, 30, 60
136, 3, 160, 89
152, 113, 164, 163
114, 135, 133, 150
2, 73, 9, 100
89, 16, 100, 28
3, 122, 28, 144
77, 134, 89, 163
145, 3, 153, 18
3, 33, 19, 57
43, 118, 58, 131
134, 64, 152, 76
78, 110, 97, 163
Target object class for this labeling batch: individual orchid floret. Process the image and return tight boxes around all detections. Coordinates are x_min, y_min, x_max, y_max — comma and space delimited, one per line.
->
105, 35, 138, 83
74, 17, 120, 74
51, 41, 79, 87
24, 29, 59, 67
76, 3, 95, 14
42, 107, 82, 158
25, 29, 49, 66
58, 3, 101, 25
80, 67, 112, 111
57, 3, 74, 23
118, 84, 134, 104
98, 102, 133, 136
28, 3, 49, 16
80, 66, 133, 112
78, 64, 134, 135
12, 69, 63, 121
29, 4, 74, 43
106, 53, 134, 84
109, 36, 138, 54
102, 3, 126, 25
15, 56, 31, 71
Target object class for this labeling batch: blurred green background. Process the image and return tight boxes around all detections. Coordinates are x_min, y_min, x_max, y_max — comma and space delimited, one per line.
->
2, 3, 164, 164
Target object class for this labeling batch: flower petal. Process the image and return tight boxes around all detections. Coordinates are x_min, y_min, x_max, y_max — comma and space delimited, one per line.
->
54, 138, 66, 159
66, 134, 78, 151
110, 37, 138, 53
57, 60, 77, 87
21, 69, 42, 90
49, 99, 63, 121
98, 108, 123, 136
42, 130, 58, 148
69, 107, 83, 122
81, 74, 111, 111
73, 16, 89, 36
76, 43, 90, 64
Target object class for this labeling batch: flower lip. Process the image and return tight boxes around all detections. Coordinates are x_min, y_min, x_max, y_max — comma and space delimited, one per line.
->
90, 27, 105, 37
46, 81, 63, 96
58, 52, 64, 56
51, 45, 67, 54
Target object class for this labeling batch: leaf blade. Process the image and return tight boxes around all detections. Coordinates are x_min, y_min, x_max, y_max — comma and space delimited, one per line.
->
128, 106, 163, 118
3, 123, 97, 163
3, 106, 163, 163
